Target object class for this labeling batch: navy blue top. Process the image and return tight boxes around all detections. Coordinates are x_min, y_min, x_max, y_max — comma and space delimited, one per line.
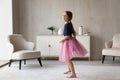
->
63, 22, 73, 36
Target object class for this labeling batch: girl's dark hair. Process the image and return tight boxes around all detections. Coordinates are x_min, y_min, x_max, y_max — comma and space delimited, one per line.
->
65, 11, 72, 21
65, 11, 76, 36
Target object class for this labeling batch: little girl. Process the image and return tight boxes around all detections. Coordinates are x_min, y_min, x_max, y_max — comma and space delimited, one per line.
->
59, 11, 87, 78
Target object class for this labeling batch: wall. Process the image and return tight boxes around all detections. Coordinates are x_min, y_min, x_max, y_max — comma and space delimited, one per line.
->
13, 0, 120, 60
0, 0, 13, 60
12, 0, 19, 34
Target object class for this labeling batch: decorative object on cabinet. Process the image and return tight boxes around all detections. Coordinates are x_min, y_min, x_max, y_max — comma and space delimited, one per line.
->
79, 25, 90, 36
58, 28, 63, 35
78, 26, 83, 35
47, 26, 56, 35
36, 35, 90, 60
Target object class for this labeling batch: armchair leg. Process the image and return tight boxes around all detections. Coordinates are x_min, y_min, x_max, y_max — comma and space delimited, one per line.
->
102, 55, 106, 64
19, 60, 22, 70
37, 58, 42, 67
9, 60, 12, 67
24, 59, 26, 65
113, 56, 115, 62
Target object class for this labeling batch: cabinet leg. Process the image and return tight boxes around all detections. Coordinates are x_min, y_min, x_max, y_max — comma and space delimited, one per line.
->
88, 57, 90, 61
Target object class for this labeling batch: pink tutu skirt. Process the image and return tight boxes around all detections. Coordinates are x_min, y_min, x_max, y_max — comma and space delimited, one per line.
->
59, 37, 88, 62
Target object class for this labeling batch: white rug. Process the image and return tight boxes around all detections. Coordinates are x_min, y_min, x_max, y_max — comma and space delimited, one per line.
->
0, 60, 120, 80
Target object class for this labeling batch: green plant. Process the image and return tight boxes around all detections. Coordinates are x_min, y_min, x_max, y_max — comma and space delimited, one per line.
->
47, 26, 55, 34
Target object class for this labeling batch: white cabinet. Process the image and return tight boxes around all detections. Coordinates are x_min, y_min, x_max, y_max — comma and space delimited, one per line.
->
36, 36, 50, 56
36, 35, 90, 60
76, 36, 90, 59
36, 35, 62, 57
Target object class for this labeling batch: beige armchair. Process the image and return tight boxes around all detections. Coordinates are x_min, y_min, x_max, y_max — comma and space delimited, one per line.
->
102, 33, 120, 63
8, 34, 42, 70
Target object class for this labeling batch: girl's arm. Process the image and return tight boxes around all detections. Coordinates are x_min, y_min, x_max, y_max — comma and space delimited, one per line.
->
59, 36, 70, 43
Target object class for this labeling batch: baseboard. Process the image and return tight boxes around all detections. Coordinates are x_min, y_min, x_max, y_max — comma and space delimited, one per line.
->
41, 56, 90, 61
0, 62, 9, 68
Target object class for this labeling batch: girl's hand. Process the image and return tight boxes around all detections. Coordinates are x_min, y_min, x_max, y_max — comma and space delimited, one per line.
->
59, 36, 69, 43
59, 40, 64, 43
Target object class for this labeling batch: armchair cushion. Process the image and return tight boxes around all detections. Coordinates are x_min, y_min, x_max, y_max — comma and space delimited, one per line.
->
102, 48, 120, 56
11, 50, 41, 59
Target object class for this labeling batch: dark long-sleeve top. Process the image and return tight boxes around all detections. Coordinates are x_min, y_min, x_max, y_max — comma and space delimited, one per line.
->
63, 22, 73, 36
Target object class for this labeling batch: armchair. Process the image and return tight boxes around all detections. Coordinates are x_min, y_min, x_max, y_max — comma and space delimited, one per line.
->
102, 33, 120, 63
8, 34, 42, 70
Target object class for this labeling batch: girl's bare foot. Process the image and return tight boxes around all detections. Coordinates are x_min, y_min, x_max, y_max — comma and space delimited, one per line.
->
64, 70, 71, 74
67, 74, 77, 78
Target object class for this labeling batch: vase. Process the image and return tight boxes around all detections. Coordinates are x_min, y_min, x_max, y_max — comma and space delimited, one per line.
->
79, 26, 83, 35
58, 28, 63, 35
51, 30, 53, 35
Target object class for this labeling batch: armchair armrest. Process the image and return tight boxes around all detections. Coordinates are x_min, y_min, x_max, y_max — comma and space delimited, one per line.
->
7, 43, 14, 59
8, 43, 14, 52
105, 41, 113, 48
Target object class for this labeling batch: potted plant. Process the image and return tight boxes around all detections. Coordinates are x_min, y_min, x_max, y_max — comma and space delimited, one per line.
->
47, 26, 55, 35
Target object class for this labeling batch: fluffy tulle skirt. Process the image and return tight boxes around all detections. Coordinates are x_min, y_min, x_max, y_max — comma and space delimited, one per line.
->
59, 37, 88, 62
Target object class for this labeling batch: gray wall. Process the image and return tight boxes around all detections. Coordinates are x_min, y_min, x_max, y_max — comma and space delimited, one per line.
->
12, 0, 19, 34
13, 0, 120, 60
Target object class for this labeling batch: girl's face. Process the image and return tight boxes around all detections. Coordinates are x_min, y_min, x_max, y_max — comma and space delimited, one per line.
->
63, 12, 69, 22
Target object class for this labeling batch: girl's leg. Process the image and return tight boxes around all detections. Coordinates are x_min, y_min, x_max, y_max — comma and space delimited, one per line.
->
66, 59, 76, 78
64, 62, 71, 74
